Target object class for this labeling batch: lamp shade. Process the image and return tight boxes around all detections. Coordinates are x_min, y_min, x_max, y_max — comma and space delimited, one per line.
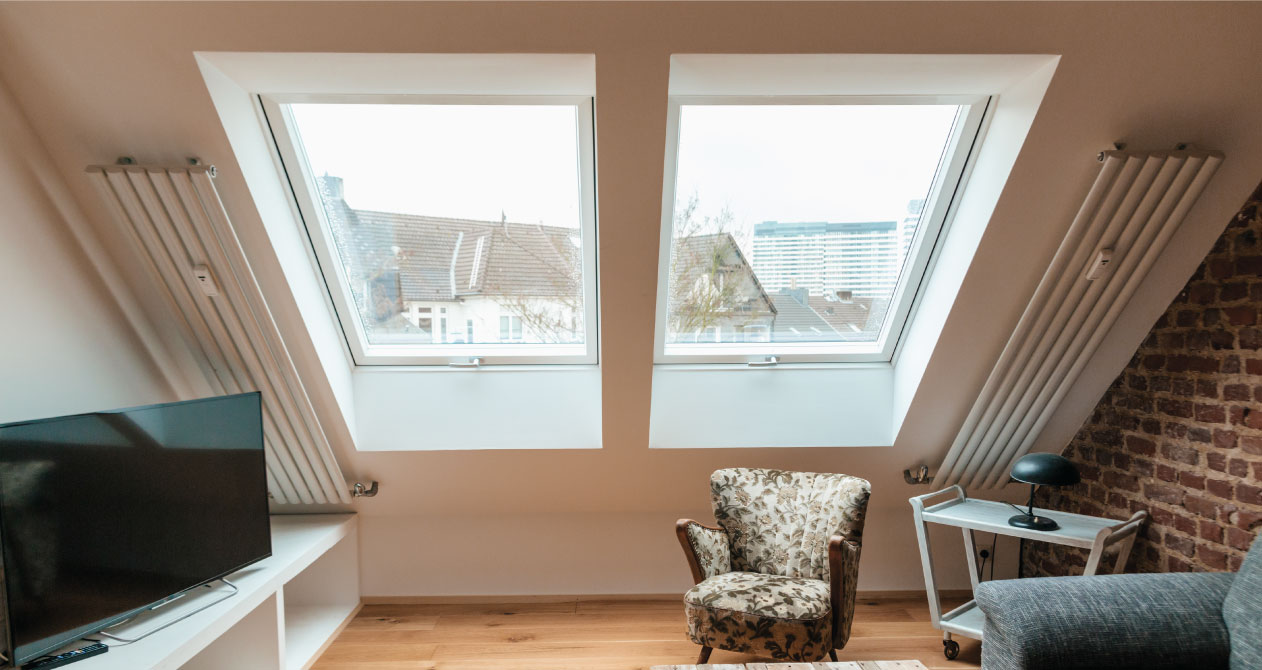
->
1010, 453, 1080, 487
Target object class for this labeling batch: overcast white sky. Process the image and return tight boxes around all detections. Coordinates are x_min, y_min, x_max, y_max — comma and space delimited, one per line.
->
291, 103, 585, 228
674, 104, 958, 240
290, 102, 959, 245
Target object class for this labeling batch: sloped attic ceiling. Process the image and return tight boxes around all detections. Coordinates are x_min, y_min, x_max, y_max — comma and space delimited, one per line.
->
1, 1, 1260, 593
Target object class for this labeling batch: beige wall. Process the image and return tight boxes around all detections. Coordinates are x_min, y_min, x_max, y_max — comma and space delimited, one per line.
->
1, 2, 1261, 594
0, 76, 171, 425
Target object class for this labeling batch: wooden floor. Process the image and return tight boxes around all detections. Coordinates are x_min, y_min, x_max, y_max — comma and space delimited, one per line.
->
311, 596, 980, 670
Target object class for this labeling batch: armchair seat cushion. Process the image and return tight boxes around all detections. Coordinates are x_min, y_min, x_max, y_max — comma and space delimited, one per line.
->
684, 571, 833, 661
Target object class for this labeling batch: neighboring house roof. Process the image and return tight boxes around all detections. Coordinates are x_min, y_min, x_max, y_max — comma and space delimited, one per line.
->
770, 294, 842, 341
670, 233, 776, 318
767, 290, 882, 342
808, 294, 877, 335
321, 187, 581, 304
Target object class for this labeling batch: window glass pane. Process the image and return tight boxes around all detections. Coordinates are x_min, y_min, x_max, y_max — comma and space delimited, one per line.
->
288, 103, 587, 348
667, 104, 959, 347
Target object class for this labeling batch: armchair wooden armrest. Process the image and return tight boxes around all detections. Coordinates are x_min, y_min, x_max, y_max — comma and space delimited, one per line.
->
675, 519, 730, 584
828, 535, 862, 648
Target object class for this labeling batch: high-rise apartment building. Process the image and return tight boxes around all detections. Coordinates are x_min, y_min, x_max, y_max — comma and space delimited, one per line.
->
750, 220, 902, 298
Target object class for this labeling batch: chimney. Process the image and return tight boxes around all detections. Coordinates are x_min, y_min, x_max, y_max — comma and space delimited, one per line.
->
836, 290, 853, 303
319, 173, 345, 201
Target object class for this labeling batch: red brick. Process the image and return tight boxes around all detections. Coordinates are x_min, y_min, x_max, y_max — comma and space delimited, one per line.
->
1185, 496, 1219, 519
1164, 534, 1196, 557
1241, 435, 1262, 455
1236, 255, 1262, 275
1235, 510, 1262, 530
1223, 384, 1251, 401
1108, 491, 1129, 509
1239, 483, 1262, 506
1200, 520, 1224, 543
1179, 472, 1206, 490
1188, 284, 1217, 305
1223, 355, 1242, 373
1160, 443, 1200, 466
1226, 527, 1256, 551
1197, 545, 1229, 570
1158, 398, 1194, 418
1195, 404, 1227, 423
1104, 470, 1140, 492
1219, 279, 1246, 298
1208, 451, 1229, 472
1125, 435, 1156, 455
1225, 305, 1257, 325
1212, 429, 1238, 449
1207, 478, 1235, 499
1156, 464, 1178, 482
1145, 483, 1184, 504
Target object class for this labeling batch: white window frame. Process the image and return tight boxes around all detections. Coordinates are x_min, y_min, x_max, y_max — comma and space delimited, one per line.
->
263, 93, 599, 367
653, 94, 989, 365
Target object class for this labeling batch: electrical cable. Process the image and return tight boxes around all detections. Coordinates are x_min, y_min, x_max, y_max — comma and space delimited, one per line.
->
989, 533, 998, 581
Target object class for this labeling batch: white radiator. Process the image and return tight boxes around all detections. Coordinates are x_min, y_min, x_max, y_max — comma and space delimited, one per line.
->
937, 149, 1224, 490
86, 165, 351, 505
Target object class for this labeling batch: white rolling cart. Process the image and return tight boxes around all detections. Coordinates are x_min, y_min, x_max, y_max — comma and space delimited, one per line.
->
909, 485, 1147, 660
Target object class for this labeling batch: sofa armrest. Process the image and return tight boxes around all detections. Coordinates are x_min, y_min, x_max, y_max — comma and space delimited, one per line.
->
975, 572, 1234, 670
675, 519, 730, 584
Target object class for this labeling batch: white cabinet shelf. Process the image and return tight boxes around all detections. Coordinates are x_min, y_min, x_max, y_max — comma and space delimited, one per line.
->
61, 514, 360, 670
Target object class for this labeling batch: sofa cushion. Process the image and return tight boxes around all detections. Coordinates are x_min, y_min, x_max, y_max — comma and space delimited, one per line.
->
977, 572, 1233, 670
1223, 534, 1261, 669
684, 571, 832, 661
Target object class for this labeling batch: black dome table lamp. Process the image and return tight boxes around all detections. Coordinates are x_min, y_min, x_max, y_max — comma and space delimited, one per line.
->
1008, 453, 1080, 531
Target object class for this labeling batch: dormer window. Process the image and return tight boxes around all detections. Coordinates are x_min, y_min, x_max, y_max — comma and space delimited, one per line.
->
654, 98, 986, 364
265, 97, 597, 366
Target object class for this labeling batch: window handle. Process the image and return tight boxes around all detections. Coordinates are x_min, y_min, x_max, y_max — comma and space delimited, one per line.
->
748, 355, 780, 368
449, 357, 483, 369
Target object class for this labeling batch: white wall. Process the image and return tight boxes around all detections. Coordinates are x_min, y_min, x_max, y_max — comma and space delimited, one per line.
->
1, 2, 1261, 597
0, 75, 173, 424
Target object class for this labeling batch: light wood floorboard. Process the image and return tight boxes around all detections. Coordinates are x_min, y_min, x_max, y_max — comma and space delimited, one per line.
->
311, 597, 980, 670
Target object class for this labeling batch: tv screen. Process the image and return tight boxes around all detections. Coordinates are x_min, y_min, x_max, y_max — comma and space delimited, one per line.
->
0, 393, 271, 663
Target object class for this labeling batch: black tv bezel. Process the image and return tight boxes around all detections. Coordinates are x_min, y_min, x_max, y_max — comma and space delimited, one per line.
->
0, 392, 273, 665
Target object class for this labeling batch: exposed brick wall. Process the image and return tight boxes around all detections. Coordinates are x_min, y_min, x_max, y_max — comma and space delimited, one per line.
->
1024, 181, 1262, 577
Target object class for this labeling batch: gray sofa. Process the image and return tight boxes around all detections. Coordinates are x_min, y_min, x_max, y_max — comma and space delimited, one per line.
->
975, 535, 1260, 670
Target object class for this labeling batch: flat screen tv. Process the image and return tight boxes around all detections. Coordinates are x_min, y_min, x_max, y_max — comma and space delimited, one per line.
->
0, 393, 271, 664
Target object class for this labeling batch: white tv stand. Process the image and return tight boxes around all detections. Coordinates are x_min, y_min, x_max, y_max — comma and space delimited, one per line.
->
62, 514, 359, 670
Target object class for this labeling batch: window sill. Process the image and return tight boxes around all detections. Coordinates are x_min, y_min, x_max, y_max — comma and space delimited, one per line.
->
351, 365, 602, 451
648, 363, 893, 448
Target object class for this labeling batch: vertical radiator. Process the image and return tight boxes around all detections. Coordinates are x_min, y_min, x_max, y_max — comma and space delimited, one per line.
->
86, 165, 351, 505
937, 149, 1224, 490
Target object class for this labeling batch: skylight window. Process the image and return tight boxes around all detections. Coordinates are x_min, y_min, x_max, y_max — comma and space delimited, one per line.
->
265, 97, 597, 366
655, 97, 986, 364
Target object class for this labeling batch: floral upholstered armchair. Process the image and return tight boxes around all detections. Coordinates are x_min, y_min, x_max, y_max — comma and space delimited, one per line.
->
674, 468, 871, 664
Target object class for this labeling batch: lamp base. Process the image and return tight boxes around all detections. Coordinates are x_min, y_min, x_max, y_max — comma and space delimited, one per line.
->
1008, 513, 1059, 531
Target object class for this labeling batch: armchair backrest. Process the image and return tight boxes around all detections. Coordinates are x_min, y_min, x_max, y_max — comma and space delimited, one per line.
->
710, 468, 870, 581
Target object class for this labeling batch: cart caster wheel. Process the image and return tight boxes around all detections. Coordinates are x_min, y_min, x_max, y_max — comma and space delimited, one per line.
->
943, 640, 960, 660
